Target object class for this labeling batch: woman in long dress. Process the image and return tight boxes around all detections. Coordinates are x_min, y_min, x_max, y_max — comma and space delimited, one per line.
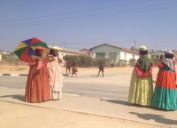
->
152, 49, 177, 110
24, 49, 50, 103
128, 45, 153, 106
47, 49, 63, 100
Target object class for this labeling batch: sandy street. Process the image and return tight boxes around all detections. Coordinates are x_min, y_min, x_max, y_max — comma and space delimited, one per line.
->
0, 65, 177, 128
0, 101, 167, 128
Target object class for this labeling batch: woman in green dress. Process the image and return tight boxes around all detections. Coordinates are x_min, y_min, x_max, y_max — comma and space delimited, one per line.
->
128, 45, 153, 106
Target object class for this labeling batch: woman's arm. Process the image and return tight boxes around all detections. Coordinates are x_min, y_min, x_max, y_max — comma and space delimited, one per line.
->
28, 56, 38, 67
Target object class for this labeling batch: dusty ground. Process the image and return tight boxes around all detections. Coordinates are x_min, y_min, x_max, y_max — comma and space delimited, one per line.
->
0, 65, 176, 128
0, 65, 29, 74
0, 101, 167, 128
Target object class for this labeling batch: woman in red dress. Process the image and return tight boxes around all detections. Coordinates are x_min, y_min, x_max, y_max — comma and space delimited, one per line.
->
24, 49, 50, 103
152, 49, 177, 110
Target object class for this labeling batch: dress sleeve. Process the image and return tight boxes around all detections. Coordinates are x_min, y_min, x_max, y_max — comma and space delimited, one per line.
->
28, 56, 38, 67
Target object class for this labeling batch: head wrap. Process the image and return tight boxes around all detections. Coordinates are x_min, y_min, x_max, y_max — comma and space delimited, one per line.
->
162, 49, 175, 71
165, 49, 173, 55
139, 45, 148, 51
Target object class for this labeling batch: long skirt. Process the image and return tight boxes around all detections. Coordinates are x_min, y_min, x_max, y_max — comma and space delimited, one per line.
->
128, 70, 153, 106
152, 70, 177, 110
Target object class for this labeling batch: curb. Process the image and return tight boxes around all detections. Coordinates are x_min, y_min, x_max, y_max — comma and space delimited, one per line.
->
0, 73, 28, 77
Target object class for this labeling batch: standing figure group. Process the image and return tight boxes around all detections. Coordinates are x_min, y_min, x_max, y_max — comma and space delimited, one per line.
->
24, 48, 63, 103
128, 46, 177, 111
65, 61, 78, 77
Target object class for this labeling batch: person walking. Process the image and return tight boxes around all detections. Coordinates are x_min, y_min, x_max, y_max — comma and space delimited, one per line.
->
71, 61, 78, 77
97, 62, 104, 77
128, 45, 153, 106
65, 60, 71, 76
24, 48, 50, 103
152, 49, 177, 110
47, 49, 63, 100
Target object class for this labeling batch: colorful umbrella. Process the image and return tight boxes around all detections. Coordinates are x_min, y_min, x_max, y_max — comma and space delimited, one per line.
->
14, 37, 49, 62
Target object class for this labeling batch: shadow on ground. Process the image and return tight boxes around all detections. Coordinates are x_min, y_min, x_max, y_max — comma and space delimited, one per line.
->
0, 94, 24, 101
102, 99, 133, 106
130, 112, 177, 125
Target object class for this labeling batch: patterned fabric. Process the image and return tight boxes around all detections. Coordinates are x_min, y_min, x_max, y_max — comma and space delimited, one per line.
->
152, 62, 177, 110
128, 70, 153, 106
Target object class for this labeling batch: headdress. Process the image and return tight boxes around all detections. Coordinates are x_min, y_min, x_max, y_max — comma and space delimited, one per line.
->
139, 45, 148, 51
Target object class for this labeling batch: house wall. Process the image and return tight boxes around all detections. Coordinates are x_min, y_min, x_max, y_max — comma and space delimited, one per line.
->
126, 52, 134, 62
120, 51, 139, 62
150, 51, 164, 60
91, 45, 139, 64
0, 54, 2, 61
134, 55, 139, 60
91, 45, 121, 63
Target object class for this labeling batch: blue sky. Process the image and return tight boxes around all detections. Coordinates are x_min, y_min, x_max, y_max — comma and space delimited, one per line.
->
0, 0, 177, 51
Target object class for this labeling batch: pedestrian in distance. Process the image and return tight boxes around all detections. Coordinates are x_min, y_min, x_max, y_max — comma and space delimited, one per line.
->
65, 60, 71, 76
71, 61, 78, 77
97, 62, 104, 77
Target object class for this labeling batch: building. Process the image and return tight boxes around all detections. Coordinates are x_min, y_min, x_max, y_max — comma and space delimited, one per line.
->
80, 48, 95, 58
90, 43, 139, 65
150, 50, 164, 60
50, 45, 87, 60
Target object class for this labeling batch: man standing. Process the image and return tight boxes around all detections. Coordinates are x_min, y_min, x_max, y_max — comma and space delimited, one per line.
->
97, 62, 104, 77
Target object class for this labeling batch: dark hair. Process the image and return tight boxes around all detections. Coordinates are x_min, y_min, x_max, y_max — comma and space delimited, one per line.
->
35, 49, 42, 56
49, 49, 58, 56
160, 55, 163, 60
139, 50, 148, 56
164, 53, 174, 59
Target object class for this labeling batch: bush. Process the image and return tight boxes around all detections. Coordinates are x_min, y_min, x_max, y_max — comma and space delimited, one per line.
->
0, 53, 27, 65
117, 59, 127, 67
63, 55, 94, 67
129, 59, 136, 66
94, 58, 112, 67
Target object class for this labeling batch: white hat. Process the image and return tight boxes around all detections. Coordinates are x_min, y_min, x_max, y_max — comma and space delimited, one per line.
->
139, 45, 148, 51
165, 49, 173, 54
51, 46, 62, 51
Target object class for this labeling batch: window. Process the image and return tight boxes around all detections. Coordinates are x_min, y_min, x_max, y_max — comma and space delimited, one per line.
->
96, 53, 105, 60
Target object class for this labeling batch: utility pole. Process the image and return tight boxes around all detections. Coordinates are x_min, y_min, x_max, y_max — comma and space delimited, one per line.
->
64, 42, 68, 48
133, 40, 137, 48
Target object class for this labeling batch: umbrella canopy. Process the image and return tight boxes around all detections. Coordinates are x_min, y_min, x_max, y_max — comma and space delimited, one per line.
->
14, 37, 49, 62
